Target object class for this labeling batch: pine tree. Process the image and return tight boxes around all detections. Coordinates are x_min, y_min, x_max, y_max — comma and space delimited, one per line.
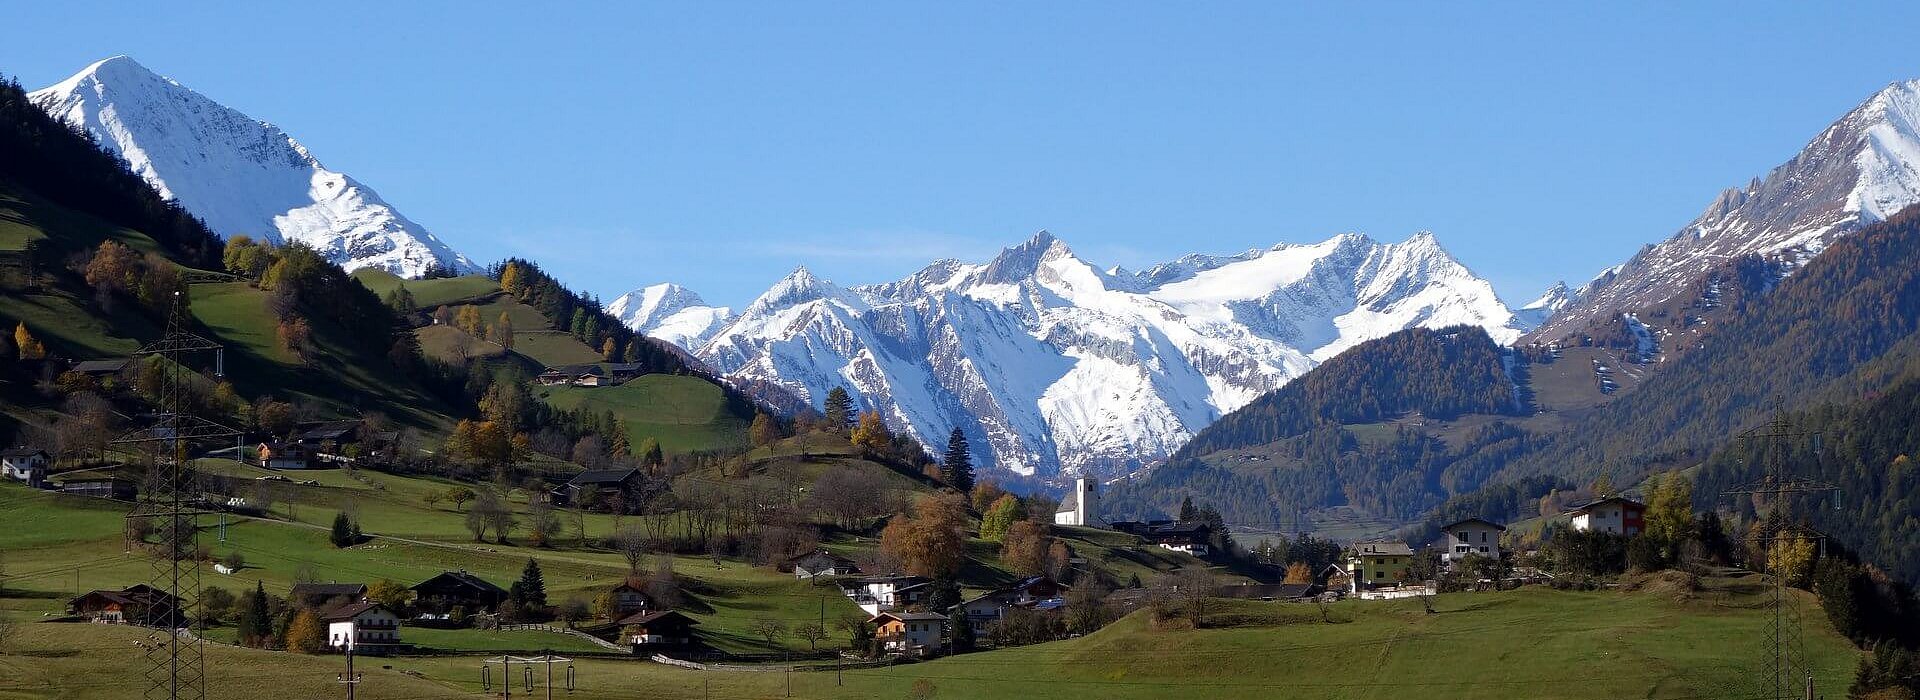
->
1177, 495, 1197, 521
823, 387, 854, 432
329, 512, 355, 548
517, 558, 547, 608
943, 428, 974, 492
239, 580, 272, 647
641, 439, 663, 467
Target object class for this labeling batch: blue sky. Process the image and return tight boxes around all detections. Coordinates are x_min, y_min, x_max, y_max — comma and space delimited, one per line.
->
6, 2, 1920, 309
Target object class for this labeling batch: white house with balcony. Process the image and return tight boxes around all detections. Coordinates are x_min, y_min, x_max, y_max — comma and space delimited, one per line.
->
840, 574, 931, 616
323, 602, 403, 653
1569, 496, 1647, 536
1437, 517, 1506, 565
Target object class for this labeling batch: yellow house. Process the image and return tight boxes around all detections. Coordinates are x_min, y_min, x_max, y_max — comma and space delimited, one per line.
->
1346, 541, 1414, 592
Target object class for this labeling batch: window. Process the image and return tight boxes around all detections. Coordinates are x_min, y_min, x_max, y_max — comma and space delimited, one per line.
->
1479, 531, 1488, 543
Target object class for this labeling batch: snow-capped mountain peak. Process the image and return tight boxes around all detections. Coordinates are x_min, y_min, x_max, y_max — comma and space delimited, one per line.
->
1532, 76, 1920, 339
30, 56, 477, 277
608, 283, 734, 349
656, 230, 1531, 479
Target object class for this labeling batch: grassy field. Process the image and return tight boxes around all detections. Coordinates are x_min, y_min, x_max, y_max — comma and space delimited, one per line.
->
537, 375, 750, 455
0, 574, 1862, 700
350, 270, 500, 308
189, 282, 455, 432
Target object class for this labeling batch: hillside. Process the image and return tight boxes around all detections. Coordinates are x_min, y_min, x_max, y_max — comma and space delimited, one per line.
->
0, 563, 1863, 699
1121, 206, 1920, 576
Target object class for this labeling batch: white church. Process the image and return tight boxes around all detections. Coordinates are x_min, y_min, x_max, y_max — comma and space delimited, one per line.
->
1054, 477, 1098, 526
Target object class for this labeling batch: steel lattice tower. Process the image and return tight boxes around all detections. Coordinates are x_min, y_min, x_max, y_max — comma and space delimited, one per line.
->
111, 293, 238, 700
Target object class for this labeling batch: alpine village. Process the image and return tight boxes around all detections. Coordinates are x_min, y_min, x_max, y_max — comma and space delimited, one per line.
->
4, 19, 1920, 700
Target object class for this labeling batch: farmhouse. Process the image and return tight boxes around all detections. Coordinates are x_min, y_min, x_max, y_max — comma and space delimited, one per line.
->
1437, 517, 1506, 565
841, 574, 932, 615
1346, 541, 1415, 592
1, 447, 51, 487
410, 570, 508, 613
256, 441, 315, 470
322, 601, 405, 653
619, 609, 698, 649
1569, 496, 1646, 536
69, 584, 180, 625
951, 576, 1064, 635
872, 611, 948, 656
538, 365, 609, 387
1053, 477, 1098, 526
1112, 520, 1213, 556
787, 550, 860, 579
290, 582, 368, 609
558, 468, 643, 506
605, 580, 653, 616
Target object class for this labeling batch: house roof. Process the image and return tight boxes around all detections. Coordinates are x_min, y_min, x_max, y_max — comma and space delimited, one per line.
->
1439, 517, 1508, 532
617, 609, 697, 627
851, 574, 930, 586
320, 601, 391, 622
543, 364, 606, 377
411, 570, 507, 595
568, 468, 640, 486
872, 611, 947, 623
604, 363, 644, 373
291, 582, 368, 599
1, 447, 49, 459
71, 359, 131, 373
789, 550, 857, 567
1351, 541, 1414, 557
1213, 583, 1315, 600
1567, 496, 1647, 515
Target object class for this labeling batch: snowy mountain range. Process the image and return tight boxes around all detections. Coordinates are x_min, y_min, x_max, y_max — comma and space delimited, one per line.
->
608, 283, 734, 349
1531, 78, 1920, 341
30, 56, 476, 277
620, 230, 1533, 479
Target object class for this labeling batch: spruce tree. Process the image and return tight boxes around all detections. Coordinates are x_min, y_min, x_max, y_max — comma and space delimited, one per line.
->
329, 512, 355, 548
240, 580, 272, 646
518, 558, 547, 608
943, 428, 974, 492
823, 387, 854, 432
1177, 495, 1197, 521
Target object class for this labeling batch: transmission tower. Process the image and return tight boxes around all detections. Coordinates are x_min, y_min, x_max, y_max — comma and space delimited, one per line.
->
1721, 415, 1839, 700
111, 293, 239, 700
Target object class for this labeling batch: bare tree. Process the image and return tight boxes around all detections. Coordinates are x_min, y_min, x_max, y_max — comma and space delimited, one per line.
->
614, 526, 650, 573
794, 621, 827, 650
1173, 568, 1216, 627
748, 617, 789, 647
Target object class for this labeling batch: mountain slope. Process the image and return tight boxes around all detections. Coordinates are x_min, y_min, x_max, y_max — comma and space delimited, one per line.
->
649, 230, 1529, 479
1127, 204, 1920, 567
29, 56, 476, 277
1533, 77, 1920, 342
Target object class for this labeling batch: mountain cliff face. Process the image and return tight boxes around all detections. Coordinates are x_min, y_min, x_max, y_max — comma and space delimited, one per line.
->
608, 283, 733, 349
29, 56, 476, 277
625, 230, 1530, 479
1532, 78, 1920, 341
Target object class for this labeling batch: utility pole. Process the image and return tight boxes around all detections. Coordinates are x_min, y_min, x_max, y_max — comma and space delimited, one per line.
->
111, 294, 238, 700
1721, 415, 1839, 700
336, 648, 363, 700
